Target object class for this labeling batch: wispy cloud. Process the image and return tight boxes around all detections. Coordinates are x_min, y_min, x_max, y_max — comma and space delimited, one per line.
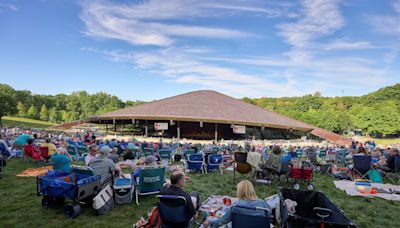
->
369, 0, 400, 36
80, 0, 267, 46
323, 39, 375, 51
0, 3, 19, 12
277, 0, 344, 48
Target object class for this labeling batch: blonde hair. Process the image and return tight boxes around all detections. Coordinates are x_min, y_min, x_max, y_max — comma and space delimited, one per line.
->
236, 180, 257, 200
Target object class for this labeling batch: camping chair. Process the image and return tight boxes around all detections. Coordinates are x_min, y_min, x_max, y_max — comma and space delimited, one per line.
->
352, 155, 372, 180
231, 205, 271, 228
159, 149, 172, 166
296, 149, 303, 158
157, 195, 193, 228
319, 149, 327, 158
143, 147, 154, 157
384, 156, 400, 184
336, 149, 348, 165
186, 154, 204, 173
39, 147, 51, 162
67, 145, 78, 160
133, 166, 165, 205
233, 152, 252, 184
204, 154, 223, 174
183, 149, 195, 160
264, 156, 290, 185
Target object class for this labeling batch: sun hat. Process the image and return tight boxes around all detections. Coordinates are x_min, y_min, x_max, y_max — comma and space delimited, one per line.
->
98, 145, 112, 156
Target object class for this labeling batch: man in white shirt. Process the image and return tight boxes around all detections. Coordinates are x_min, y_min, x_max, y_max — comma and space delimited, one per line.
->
85, 144, 98, 166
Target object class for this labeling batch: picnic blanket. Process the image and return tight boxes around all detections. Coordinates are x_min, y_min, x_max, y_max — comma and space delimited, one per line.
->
334, 180, 400, 201
246, 152, 261, 168
16, 166, 52, 177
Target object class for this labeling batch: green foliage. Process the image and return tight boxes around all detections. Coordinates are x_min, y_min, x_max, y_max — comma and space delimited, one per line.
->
0, 84, 143, 123
39, 104, 49, 121
244, 84, 400, 136
27, 106, 39, 119
0, 84, 18, 122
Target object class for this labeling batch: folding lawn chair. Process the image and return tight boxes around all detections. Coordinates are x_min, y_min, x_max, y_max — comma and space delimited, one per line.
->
143, 147, 154, 157
204, 154, 223, 174
133, 166, 165, 205
183, 149, 195, 160
352, 155, 372, 180
159, 148, 172, 166
67, 145, 78, 160
186, 154, 204, 173
231, 205, 271, 228
40, 147, 51, 162
385, 156, 400, 184
319, 149, 327, 158
157, 195, 193, 228
233, 152, 252, 185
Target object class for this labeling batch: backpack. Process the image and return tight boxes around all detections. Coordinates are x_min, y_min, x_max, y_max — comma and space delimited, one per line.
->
93, 184, 114, 215
174, 154, 182, 162
134, 207, 162, 228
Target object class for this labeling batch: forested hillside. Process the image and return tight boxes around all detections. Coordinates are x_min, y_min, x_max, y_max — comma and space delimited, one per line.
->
1, 83, 399, 136
244, 84, 400, 136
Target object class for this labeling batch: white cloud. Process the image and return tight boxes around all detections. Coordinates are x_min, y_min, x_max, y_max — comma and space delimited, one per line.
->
277, 0, 344, 48
369, 15, 400, 35
80, 0, 267, 46
0, 3, 18, 12
323, 39, 375, 51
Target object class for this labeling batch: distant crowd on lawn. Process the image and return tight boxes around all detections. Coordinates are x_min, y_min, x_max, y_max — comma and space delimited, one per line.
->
1, 126, 399, 178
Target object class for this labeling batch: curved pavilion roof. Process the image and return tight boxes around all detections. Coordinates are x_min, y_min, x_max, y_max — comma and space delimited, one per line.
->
96, 90, 314, 131
51, 90, 352, 145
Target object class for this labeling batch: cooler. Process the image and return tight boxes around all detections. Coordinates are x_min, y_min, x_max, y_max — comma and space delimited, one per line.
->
114, 177, 134, 204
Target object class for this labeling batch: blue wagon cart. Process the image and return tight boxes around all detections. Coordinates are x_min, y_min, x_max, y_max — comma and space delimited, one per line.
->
37, 166, 101, 218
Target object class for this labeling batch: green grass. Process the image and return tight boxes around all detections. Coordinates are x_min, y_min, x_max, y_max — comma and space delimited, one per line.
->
2, 116, 56, 128
1, 159, 399, 228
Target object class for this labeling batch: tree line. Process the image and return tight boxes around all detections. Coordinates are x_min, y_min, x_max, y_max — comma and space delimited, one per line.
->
1, 83, 399, 137
0, 84, 144, 124
243, 84, 400, 137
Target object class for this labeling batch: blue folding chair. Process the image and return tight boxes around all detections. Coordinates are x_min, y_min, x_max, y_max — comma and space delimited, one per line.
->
186, 154, 204, 173
352, 155, 372, 180
205, 154, 223, 174
157, 195, 192, 228
231, 205, 270, 228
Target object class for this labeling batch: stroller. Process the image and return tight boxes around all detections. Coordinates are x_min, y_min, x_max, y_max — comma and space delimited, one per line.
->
37, 166, 101, 218
289, 160, 314, 190
279, 188, 356, 228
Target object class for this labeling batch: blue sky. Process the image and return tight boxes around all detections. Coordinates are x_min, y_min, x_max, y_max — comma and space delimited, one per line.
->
0, 0, 399, 101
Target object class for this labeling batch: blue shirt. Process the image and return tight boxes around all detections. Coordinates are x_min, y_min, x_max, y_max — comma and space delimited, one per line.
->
50, 154, 71, 173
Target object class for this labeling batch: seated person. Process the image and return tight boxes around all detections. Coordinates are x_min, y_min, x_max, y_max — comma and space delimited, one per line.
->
108, 147, 119, 164
51, 147, 72, 172
159, 171, 200, 227
89, 146, 122, 184
386, 148, 400, 171
288, 145, 297, 159
23, 138, 42, 160
85, 144, 98, 165
132, 155, 159, 183
40, 138, 57, 156
265, 145, 287, 172
203, 180, 270, 228
123, 148, 136, 160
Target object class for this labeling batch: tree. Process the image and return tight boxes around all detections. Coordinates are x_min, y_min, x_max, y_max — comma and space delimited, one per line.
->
40, 104, 49, 121
49, 107, 59, 123
27, 106, 39, 119
0, 84, 17, 124
17, 102, 27, 117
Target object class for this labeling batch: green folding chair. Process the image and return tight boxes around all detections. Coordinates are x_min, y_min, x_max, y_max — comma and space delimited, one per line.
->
134, 166, 165, 205
159, 149, 172, 162
183, 149, 195, 160
143, 147, 154, 157
67, 145, 78, 159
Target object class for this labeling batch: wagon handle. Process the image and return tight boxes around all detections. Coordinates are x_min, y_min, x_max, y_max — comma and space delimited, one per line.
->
313, 207, 332, 219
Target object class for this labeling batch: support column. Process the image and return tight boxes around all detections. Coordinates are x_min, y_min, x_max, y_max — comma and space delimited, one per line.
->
144, 120, 148, 137
252, 126, 256, 141
113, 119, 117, 132
215, 123, 218, 142
106, 124, 108, 133
177, 121, 181, 139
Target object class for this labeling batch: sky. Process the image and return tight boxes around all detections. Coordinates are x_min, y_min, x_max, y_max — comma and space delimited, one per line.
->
0, 0, 399, 101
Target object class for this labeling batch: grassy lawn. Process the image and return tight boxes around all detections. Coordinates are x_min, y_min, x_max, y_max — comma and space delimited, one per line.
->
1, 116, 56, 129
1, 159, 399, 228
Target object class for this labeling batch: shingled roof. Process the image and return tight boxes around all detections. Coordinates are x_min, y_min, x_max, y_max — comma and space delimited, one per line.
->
97, 90, 315, 131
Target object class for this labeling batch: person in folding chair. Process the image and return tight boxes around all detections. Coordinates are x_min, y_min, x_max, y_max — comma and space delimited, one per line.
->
203, 180, 271, 228
159, 170, 201, 227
